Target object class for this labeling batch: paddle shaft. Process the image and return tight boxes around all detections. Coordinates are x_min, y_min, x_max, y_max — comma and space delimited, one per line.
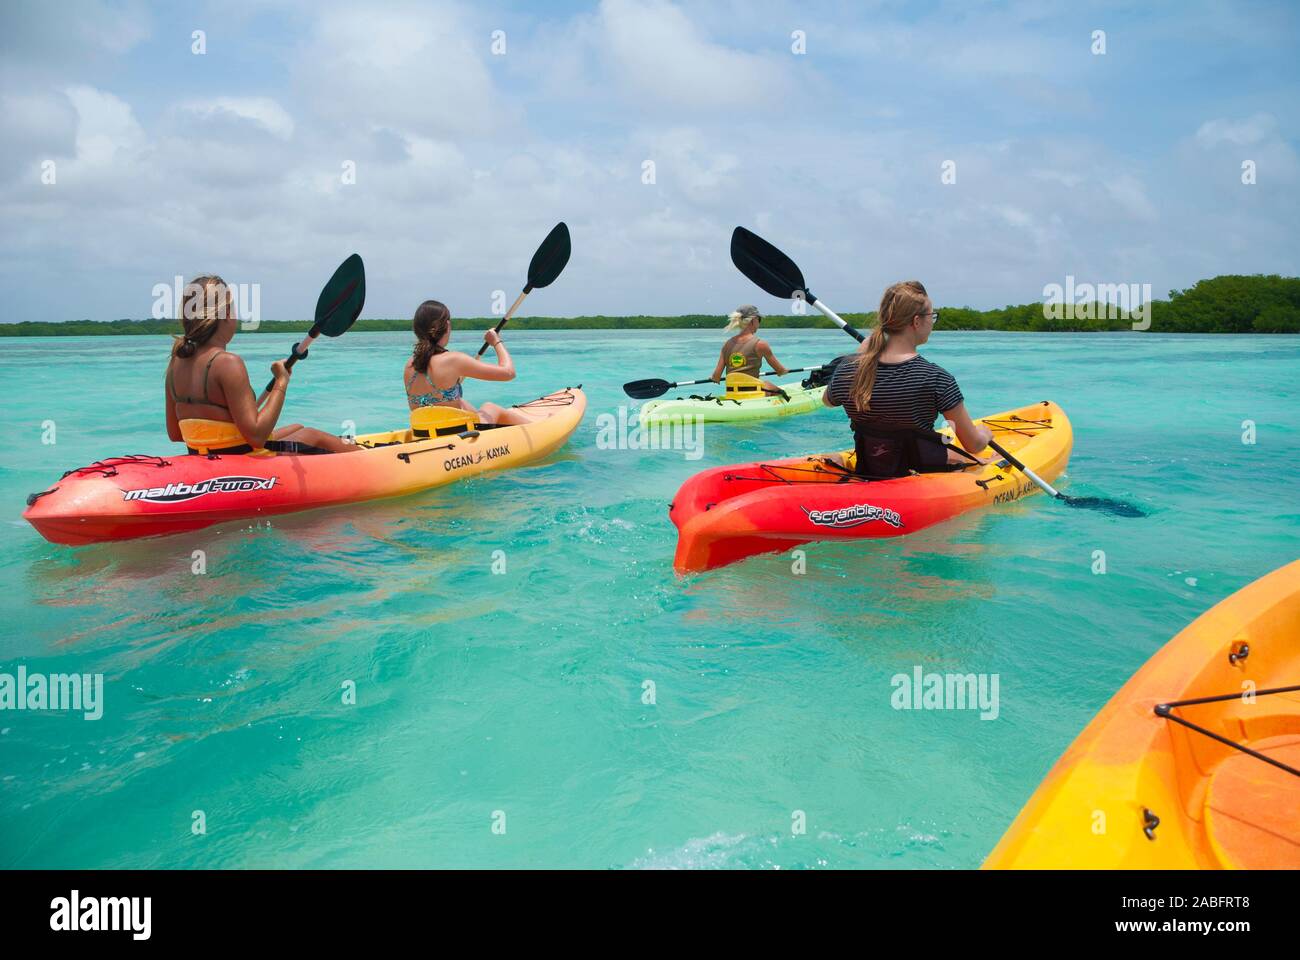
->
660, 366, 822, 392
987, 439, 1063, 498
478, 286, 532, 356
806, 296, 865, 343
258, 326, 321, 405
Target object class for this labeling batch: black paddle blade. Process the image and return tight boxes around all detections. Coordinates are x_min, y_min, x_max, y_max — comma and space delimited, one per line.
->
731, 226, 808, 301
624, 378, 673, 399
526, 222, 571, 290
1063, 495, 1147, 518
315, 253, 366, 337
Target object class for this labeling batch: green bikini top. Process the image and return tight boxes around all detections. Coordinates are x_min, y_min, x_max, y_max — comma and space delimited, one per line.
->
168, 350, 230, 412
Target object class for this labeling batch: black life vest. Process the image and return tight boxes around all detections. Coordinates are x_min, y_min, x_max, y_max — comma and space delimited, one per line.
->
852, 422, 952, 479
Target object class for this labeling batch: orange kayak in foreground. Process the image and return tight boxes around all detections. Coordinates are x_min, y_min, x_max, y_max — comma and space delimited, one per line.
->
670, 401, 1072, 572
985, 558, 1300, 869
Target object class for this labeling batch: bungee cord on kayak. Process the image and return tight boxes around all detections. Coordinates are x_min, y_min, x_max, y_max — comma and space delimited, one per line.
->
1156, 685, 1300, 779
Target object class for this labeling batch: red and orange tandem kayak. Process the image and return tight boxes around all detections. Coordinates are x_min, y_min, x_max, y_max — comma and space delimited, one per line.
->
984, 558, 1300, 869
670, 400, 1072, 572
24, 388, 585, 545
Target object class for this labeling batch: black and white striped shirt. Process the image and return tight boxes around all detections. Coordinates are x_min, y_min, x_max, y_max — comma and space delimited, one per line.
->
826, 354, 964, 430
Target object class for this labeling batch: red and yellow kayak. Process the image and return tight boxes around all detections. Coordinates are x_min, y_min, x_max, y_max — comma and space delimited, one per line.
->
670, 400, 1072, 572
24, 388, 585, 545
984, 558, 1300, 869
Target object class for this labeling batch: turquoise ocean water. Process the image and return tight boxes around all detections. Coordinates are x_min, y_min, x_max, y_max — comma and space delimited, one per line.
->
1, 329, 1297, 868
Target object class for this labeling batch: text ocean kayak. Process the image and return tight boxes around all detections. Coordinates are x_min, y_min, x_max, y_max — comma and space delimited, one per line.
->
984, 558, 1300, 870
24, 387, 586, 545
670, 400, 1072, 572
639, 382, 826, 426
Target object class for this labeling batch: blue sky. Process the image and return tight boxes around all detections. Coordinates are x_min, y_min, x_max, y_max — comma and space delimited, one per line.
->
1, 0, 1297, 322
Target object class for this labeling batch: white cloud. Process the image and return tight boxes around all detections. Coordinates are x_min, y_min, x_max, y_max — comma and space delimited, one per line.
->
64, 85, 146, 167
1103, 173, 1158, 222
292, 3, 507, 138
180, 98, 296, 140
0, 92, 78, 178
996, 205, 1033, 229
1195, 113, 1277, 148
1029, 168, 1084, 189
637, 127, 742, 205
597, 0, 790, 110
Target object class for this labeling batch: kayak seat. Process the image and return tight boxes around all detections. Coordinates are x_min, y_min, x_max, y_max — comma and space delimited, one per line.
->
411, 406, 480, 438
179, 419, 338, 456
723, 372, 765, 400
179, 418, 273, 457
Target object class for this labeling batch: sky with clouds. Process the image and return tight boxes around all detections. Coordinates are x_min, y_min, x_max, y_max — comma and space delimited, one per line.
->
1, 0, 1297, 323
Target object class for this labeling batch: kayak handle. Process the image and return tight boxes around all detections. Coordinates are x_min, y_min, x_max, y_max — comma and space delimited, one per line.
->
397, 442, 457, 463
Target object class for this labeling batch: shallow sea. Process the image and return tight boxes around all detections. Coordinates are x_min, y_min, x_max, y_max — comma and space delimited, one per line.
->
1, 329, 1296, 867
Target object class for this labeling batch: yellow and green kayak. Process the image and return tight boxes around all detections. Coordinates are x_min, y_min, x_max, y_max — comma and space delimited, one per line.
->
639, 372, 826, 426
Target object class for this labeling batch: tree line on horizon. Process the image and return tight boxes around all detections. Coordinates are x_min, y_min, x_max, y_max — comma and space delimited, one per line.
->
3, 274, 1298, 337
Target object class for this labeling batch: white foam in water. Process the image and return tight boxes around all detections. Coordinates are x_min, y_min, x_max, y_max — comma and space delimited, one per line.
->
627, 832, 751, 870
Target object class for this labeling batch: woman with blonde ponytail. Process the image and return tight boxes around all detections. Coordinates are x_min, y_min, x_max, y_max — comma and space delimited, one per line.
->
709, 304, 789, 394
823, 281, 991, 477
165, 275, 355, 455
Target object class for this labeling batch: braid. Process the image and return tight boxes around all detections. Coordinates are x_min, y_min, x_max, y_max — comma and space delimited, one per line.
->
175, 275, 232, 358
412, 300, 451, 374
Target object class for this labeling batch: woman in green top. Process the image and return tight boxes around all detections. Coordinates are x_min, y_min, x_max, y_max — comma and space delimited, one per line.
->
709, 304, 789, 394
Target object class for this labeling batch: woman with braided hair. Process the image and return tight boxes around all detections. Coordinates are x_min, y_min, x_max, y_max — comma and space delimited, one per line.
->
403, 299, 539, 426
164, 275, 356, 454
824, 281, 992, 478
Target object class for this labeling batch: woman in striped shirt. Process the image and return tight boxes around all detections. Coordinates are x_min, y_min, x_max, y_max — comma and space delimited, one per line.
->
824, 281, 992, 477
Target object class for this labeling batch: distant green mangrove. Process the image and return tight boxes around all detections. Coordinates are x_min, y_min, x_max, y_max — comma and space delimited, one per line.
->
4, 274, 1297, 336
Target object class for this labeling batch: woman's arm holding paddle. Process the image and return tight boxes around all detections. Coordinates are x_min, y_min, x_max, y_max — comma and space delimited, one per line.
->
453, 331, 517, 383
758, 340, 788, 376
943, 403, 992, 454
